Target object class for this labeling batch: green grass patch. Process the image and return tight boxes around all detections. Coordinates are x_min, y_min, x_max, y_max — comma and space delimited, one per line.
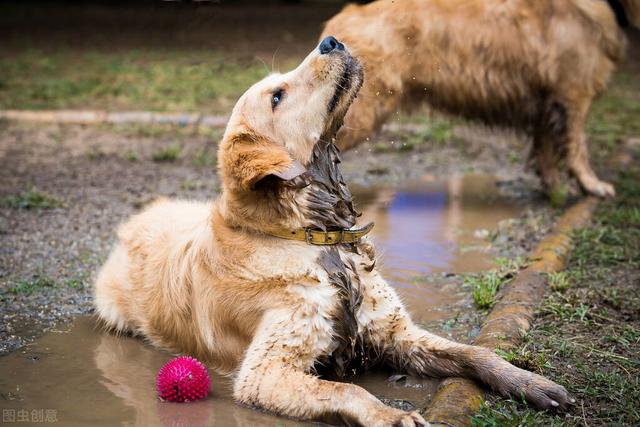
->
373, 116, 456, 153
466, 257, 525, 309
6, 273, 88, 295
467, 270, 505, 309
0, 49, 273, 114
152, 143, 181, 162
402, 119, 454, 147
1, 186, 63, 209
587, 71, 640, 158
547, 272, 570, 293
121, 149, 139, 162
192, 146, 217, 168
8, 275, 56, 295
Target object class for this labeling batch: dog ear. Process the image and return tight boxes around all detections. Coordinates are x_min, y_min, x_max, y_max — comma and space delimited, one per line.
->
221, 131, 307, 191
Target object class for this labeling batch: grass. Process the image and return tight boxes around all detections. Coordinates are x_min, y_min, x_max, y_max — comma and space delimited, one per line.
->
587, 71, 640, 158
471, 154, 640, 427
8, 275, 56, 295
0, 49, 273, 114
1, 186, 63, 210
374, 117, 456, 153
192, 145, 217, 168
467, 270, 506, 309
6, 274, 88, 296
547, 272, 570, 293
549, 184, 569, 209
465, 257, 525, 310
121, 149, 139, 162
152, 143, 181, 162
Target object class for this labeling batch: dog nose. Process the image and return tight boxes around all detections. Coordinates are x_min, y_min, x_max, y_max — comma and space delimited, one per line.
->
319, 36, 345, 54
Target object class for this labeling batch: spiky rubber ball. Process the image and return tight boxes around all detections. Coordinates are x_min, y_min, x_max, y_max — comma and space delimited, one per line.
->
156, 356, 210, 402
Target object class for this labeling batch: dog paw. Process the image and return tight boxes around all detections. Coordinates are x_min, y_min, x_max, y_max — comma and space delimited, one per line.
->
392, 411, 429, 427
370, 408, 429, 427
513, 371, 574, 411
583, 179, 616, 198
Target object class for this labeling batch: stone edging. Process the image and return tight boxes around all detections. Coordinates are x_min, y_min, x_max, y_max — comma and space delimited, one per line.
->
424, 197, 599, 426
0, 110, 229, 127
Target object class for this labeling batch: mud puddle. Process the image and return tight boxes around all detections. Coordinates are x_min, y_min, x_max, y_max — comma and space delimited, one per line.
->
0, 174, 522, 426
354, 174, 520, 326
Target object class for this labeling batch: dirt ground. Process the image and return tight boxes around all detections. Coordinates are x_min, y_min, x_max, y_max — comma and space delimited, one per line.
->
0, 2, 639, 426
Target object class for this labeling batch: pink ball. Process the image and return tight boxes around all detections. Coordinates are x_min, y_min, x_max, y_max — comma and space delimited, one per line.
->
156, 356, 210, 403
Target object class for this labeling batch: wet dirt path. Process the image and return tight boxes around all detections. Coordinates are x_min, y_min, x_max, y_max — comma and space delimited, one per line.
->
0, 174, 523, 426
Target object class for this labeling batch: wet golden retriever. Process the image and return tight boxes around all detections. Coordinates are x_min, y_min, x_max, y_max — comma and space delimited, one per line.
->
94, 39, 571, 426
322, 0, 628, 198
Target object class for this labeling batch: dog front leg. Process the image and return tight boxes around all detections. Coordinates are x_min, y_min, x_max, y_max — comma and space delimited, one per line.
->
233, 307, 427, 427
359, 273, 572, 410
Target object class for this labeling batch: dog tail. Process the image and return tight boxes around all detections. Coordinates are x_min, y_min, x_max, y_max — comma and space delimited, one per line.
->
574, 0, 627, 63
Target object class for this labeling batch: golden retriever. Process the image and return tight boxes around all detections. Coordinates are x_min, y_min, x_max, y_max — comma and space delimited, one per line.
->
94, 39, 571, 426
321, 0, 628, 198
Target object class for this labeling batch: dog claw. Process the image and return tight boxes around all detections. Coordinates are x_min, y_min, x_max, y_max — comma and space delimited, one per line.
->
505, 368, 573, 411
583, 179, 616, 198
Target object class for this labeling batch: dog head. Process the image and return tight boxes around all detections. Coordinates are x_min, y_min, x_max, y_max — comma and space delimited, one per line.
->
219, 36, 363, 193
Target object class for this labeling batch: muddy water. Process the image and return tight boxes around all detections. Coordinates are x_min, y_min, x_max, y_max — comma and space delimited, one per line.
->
0, 175, 521, 427
354, 174, 520, 326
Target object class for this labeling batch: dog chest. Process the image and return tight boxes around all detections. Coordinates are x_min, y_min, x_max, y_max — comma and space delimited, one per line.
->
315, 246, 367, 378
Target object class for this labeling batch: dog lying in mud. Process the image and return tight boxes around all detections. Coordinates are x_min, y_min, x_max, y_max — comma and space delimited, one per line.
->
321, 0, 630, 198
94, 39, 572, 426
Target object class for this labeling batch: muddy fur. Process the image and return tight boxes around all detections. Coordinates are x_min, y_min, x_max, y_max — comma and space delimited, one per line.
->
322, 0, 627, 197
304, 139, 358, 231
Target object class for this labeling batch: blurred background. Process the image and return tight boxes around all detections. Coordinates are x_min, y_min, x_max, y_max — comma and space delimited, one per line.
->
0, 0, 356, 114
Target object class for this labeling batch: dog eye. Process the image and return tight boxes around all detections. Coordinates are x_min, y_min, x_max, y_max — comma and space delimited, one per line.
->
271, 89, 285, 110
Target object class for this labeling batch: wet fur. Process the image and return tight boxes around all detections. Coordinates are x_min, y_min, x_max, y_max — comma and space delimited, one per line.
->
322, 0, 627, 197
94, 44, 572, 426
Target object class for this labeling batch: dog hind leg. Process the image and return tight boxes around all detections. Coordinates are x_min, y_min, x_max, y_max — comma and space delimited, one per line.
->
530, 132, 563, 195
530, 102, 566, 196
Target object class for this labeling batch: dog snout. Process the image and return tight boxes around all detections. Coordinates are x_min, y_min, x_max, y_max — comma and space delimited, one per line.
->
318, 36, 345, 55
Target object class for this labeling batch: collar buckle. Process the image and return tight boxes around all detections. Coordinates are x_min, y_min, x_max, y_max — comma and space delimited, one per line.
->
304, 228, 315, 245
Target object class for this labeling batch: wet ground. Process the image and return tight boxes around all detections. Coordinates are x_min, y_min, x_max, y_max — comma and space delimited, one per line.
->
1, 170, 534, 426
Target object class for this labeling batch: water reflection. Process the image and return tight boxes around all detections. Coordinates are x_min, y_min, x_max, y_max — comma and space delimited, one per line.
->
353, 174, 520, 325
354, 174, 519, 280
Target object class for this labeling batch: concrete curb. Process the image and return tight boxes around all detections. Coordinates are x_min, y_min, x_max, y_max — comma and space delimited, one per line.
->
0, 109, 424, 133
0, 110, 229, 128
424, 197, 599, 426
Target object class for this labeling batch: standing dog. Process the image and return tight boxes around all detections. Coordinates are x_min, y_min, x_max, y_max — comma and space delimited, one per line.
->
322, 0, 628, 197
94, 38, 571, 426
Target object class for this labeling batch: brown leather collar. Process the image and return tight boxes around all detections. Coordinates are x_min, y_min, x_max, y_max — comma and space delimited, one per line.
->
267, 222, 374, 246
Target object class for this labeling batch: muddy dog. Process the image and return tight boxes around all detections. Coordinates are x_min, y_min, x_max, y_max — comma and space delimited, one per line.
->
94, 39, 571, 426
322, 0, 628, 198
